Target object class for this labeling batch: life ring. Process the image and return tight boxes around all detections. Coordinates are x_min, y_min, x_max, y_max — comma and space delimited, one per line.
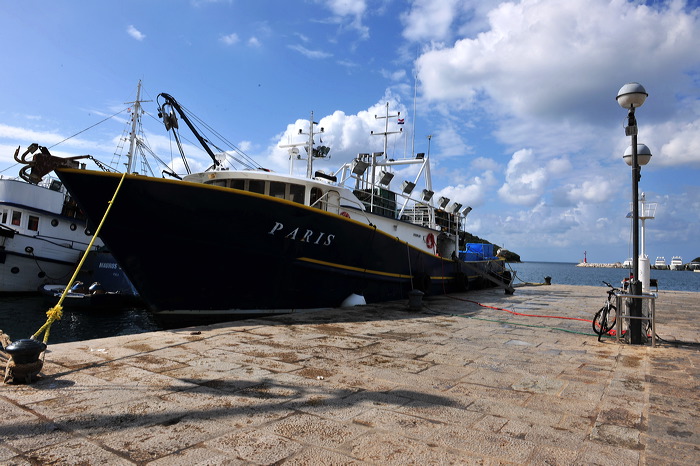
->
425, 233, 435, 249
340, 211, 350, 218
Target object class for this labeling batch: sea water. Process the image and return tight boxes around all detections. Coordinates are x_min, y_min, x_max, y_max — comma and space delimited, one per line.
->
0, 295, 159, 345
508, 261, 700, 292
1, 262, 697, 345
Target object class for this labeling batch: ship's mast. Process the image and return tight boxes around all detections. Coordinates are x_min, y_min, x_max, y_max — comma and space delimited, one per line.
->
279, 111, 323, 178
125, 80, 143, 174
371, 103, 402, 211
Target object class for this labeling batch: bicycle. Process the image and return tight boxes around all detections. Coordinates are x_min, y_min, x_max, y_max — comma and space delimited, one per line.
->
592, 281, 619, 341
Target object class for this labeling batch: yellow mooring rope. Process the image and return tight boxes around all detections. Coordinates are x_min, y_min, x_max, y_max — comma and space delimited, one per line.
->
32, 173, 128, 344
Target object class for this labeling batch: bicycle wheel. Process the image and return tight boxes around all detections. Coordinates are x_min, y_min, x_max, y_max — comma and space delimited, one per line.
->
593, 304, 616, 341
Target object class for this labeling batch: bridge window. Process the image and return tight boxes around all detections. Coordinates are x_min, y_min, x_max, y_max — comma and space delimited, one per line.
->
269, 182, 286, 199
248, 180, 265, 194
289, 184, 304, 204
229, 179, 245, 190
310, 187, 324, 209
11, 211, 21, 226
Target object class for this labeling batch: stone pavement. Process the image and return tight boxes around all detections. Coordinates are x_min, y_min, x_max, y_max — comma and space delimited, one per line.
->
1, 284, 698, 465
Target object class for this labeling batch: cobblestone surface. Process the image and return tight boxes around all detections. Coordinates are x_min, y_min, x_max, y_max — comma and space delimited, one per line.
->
1, 284, 698, 464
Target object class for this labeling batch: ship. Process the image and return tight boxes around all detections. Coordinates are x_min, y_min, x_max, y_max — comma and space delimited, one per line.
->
653, 256, 668, 269
669, 256, 683, 270
0, 149, 102, 292
17, 95, 513, 322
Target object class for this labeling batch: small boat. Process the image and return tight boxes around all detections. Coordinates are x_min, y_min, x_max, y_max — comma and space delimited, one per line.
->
669, 256, 683, 270
689, 261, 700, 271
38, 248, 143, 310
19, 96, 514, 322
653, 257, 668, 269
39, 281, 143, 311
622, 258, 632, 268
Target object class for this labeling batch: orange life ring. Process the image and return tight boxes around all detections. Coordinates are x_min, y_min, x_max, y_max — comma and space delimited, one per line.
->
425, 233, 435, 249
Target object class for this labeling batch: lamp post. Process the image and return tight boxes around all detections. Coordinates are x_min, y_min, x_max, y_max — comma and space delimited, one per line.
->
616, 82, 652, 344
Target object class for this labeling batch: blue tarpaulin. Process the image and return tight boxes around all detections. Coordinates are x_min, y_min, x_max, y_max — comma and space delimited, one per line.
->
459, 243, 495, 261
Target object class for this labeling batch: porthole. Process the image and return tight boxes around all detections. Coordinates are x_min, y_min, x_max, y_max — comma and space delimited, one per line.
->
51, 219, 59, 227
38, 271, 46, 278
25, 246, 34, 254
70, 223, 77, 231
10, 267, 19, 274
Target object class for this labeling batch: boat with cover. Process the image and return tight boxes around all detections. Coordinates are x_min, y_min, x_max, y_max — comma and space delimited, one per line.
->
0, 146, 101, 292
19, 95, 513, 321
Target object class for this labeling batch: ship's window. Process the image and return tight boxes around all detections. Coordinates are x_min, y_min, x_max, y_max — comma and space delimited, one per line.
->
11, 211, 21, 226
28, 215, 39, 231
210, 180, 226, 187
1, 210, 7, 224
229, 179, 245, 190
269, 182, 286, 199
289, 184, 305, 204
248, 180, 265, 194
310, 187, 324, 209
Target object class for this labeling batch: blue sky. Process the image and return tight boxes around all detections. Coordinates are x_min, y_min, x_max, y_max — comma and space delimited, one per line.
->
1, 0, 699, 264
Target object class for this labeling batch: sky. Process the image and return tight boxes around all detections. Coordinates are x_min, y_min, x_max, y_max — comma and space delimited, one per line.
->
1, 0, 699, 264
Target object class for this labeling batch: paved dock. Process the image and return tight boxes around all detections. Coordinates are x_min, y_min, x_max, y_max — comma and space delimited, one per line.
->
1, 284, 698, 465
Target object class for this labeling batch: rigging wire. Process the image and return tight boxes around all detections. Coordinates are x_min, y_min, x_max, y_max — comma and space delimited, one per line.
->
48, 108, 129, 150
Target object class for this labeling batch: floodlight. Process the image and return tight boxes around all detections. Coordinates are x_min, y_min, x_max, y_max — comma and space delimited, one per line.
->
449, 203, 462, 213
401, 181, 416, 194
351, 159, 370, 176
378, 171, 394, 186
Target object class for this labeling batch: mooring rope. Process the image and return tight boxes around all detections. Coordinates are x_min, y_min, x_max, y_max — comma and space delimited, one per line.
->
32, 172, 128, 344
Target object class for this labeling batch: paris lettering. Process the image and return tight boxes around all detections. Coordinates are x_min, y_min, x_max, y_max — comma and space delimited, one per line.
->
268, 222, 335, 246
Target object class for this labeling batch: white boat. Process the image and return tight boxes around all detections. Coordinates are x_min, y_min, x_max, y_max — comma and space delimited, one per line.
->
19, 97, 513, 322
2, 82, 150, 294
622, 258, 632, 268
689, 261, 700, 271
0, 168, 101, 292
654, 256, 668, 269
669, 256, 683, 270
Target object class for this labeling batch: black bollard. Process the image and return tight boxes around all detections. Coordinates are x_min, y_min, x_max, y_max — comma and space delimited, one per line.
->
4, 338, 46, 384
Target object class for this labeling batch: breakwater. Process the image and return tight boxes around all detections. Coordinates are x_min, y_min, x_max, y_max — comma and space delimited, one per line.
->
576, 262, 626, 268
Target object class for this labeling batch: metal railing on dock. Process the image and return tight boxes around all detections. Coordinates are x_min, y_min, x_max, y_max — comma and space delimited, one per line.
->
614, 291, 658, 347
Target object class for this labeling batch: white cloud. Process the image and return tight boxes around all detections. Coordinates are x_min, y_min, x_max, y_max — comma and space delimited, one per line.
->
318, 0, 369, 39
247, 37, 261, 47
401, 0, 458, 42
126, 25, 145, 41
287, 44, 332, 59
563, 177, 616, 204
655, 119, 700, 167
415, 0, 700, 123
498, 148, 548, 205
220, 33, 239, 46
471, 156, 499, 172
435, 169, 497, 209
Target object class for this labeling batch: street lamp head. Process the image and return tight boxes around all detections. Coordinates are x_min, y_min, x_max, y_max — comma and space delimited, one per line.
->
616, 82, 648, 109
623, 143, 653, 166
